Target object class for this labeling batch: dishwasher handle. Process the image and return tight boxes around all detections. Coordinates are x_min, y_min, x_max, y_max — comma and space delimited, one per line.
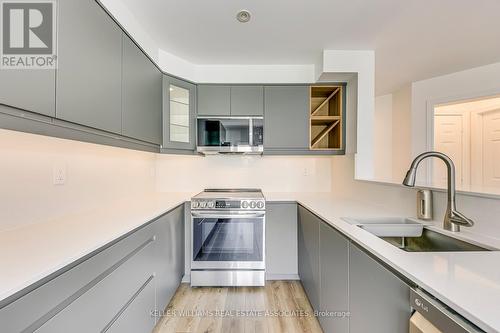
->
410, 288, 483, 333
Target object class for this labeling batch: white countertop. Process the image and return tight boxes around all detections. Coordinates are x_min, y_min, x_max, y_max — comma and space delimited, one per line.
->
1, 191, 500, 332
0, 192, 193, 304
266, 192, 500, 333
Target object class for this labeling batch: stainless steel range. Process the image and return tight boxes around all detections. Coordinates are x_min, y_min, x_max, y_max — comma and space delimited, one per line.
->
190, 189, 265, 287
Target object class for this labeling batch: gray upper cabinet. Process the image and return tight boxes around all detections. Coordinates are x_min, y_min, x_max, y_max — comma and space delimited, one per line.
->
56, 0, 122, 134
0, 70, 55, 117
162, 75, 196, 150
264, 86, 309, 151
349, 244, 411, 333
319, 223, 349, 333
122, 35, 162, 144
230, 86, 264, 116
197, 85, 230, 116
298, 205, 320, 311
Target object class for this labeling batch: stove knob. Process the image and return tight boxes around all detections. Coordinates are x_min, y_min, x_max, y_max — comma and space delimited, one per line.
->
257, 201, 264, 209
250, 201, 257, 209
192, 201, 199, 208
199, 201, 207, 208
241, 201, 249, 209
207, 201, 215, 208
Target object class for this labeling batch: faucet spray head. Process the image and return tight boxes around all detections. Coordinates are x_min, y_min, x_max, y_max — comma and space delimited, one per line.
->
402, 168, 417, 187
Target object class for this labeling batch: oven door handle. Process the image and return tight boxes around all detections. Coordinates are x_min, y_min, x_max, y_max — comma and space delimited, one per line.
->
192, 212, 265, 219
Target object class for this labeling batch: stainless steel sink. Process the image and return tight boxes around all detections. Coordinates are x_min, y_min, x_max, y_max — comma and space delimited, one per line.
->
381, 229, 491, 252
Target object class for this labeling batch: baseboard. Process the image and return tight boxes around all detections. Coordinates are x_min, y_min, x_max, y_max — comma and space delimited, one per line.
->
265, 274, 300, 280
182, 273, 300, 283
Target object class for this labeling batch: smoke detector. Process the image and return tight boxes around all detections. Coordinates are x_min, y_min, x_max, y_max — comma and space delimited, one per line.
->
236, 10, 251, 23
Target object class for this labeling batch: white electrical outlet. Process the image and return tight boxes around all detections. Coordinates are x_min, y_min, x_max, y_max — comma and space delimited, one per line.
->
53, 163, 66, 185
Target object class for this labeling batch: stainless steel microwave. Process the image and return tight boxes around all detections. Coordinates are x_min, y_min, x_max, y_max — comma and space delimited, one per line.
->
197, 117, 264, 154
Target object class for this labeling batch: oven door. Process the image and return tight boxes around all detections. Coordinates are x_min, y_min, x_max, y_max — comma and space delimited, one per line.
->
191, 211, 265, 270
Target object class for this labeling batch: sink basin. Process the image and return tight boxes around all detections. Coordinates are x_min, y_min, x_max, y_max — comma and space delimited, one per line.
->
343, 217, 425, 237
382, 229, 492, 252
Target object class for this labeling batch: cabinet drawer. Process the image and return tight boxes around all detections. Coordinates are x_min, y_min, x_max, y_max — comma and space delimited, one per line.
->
0, 222, 157, 333
36, 237, 156, 332
106, 276, 156, 333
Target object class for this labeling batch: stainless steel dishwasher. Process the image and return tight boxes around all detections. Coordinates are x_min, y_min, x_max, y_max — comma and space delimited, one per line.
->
409, 288, 483, 333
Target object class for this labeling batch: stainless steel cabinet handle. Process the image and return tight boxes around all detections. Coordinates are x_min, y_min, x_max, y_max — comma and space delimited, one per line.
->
191, 212, 265, 219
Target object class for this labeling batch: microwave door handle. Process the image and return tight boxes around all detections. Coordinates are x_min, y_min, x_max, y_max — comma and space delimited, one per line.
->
249, 118, 253, 146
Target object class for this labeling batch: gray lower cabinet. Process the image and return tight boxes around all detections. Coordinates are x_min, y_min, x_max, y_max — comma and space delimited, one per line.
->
162, 75, 197, 151
349, 243, 411, 333
266, 203, 298, 279
56, 0, 122, 134
297, 205, 411, 333
264, 86, 310, 151
0, 205, 184, 333
153, 205, 185, 311
197, 85, 231, 116
298, 205, 320, 311
230, 86, 264, 116
0, 70, 55, 117
319, 223, 349, 333
122, 34, 162, 144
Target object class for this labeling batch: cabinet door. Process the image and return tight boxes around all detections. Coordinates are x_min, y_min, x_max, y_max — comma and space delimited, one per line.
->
266, 203, 298, 279
297, 205, 320, 311
264, 86, 309, 150
349, 244, 411, 333
154, 205, 185, 312
197, 85, 230, 116
0, 70, 55, 117
56, 0, 122, 133
162, 76, 196, 150
122, 34, 162, 144
319, 223, 349, 333
230, 86, 264, 116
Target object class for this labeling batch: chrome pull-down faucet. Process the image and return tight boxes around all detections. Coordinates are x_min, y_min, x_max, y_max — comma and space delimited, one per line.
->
402, 151, 474, 232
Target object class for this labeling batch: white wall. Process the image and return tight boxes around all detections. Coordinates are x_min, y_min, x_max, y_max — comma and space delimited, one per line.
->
0, 129, 156, 231
374, 94, 393, 180
391, 85, 412, 180
322, 50, 375, 180
371, 84, 412, 183
155, 155, 332, 193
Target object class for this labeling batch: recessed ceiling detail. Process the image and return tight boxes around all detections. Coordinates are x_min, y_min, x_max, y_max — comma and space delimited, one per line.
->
117, 0, 500, 94
236, 10, 251, 23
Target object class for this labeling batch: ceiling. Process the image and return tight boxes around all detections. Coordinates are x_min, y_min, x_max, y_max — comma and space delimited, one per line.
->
120, 0, 500, 95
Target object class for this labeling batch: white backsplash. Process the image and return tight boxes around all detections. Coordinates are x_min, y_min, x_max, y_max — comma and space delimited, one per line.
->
155, 154, 333, 193
3, 127, 500, 241
0, 129, 156, 231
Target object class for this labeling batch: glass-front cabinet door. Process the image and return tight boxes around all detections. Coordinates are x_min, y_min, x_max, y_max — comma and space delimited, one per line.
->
162, 75, 196, 151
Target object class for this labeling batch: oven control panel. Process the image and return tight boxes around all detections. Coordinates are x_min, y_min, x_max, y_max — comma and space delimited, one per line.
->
191, 199, 265, 210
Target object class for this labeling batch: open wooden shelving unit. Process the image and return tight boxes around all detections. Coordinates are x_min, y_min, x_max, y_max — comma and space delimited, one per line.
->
309, 85, 343, 150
